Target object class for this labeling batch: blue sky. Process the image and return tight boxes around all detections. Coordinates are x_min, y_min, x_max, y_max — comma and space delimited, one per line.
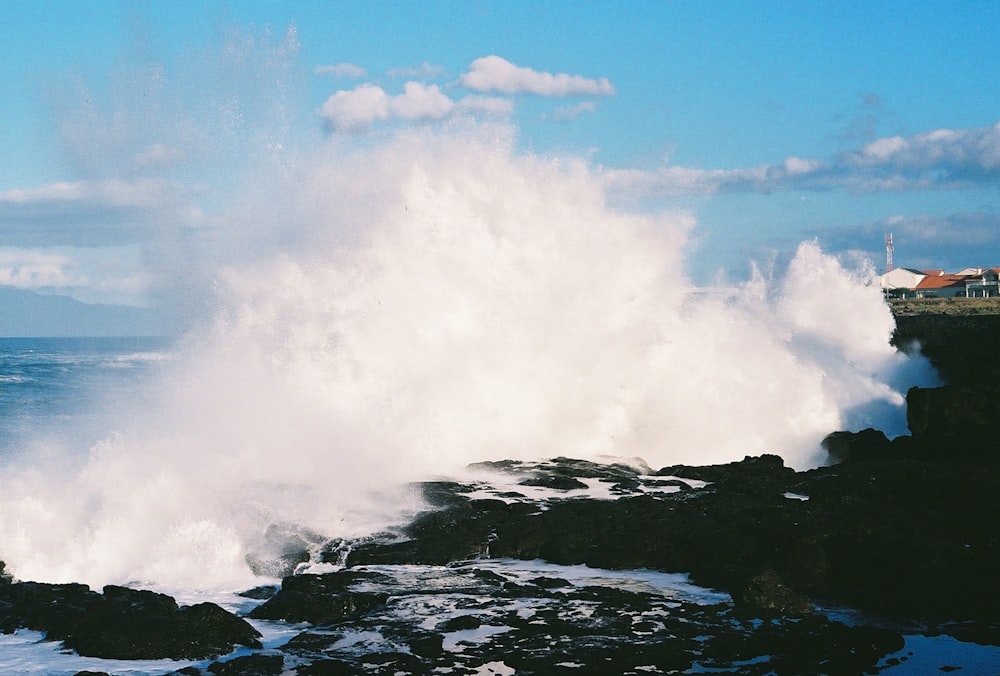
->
2, 0, 999, 311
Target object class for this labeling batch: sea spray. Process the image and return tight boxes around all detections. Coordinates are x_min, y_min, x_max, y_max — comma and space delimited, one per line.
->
0, 130, 938, 589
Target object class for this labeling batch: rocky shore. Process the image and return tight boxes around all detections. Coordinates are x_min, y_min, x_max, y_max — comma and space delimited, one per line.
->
2, 305, 999, 674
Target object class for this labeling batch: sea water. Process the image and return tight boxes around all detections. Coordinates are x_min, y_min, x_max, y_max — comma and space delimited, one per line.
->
0, 337, 172, 458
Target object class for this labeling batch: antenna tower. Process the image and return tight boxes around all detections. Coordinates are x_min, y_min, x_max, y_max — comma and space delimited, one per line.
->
885, 233, 894, 273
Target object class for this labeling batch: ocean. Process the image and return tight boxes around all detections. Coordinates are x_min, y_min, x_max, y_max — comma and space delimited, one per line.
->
0, 336, 173, 458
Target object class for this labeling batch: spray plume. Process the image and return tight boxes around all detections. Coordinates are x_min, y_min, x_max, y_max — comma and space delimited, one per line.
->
0, 28, 937, 589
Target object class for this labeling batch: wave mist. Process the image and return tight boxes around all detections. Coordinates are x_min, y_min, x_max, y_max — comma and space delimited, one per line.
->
0, 38, 937, 589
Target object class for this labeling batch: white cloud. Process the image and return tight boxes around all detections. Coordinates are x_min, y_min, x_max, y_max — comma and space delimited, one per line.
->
0, 178, 177, 212
782, 156, 821, 176
856, 136, 908, 163
0, 179, 182, 247
319, 84, 391, 131
314, 62, 367, 79
460, 55, 615, 96
390, 82, 454, 120
601, 165, 774, 197
846, 121, 1000, 176
320, 83, 515, 132
0, 249, 76, 289
602, 120, 1000, 197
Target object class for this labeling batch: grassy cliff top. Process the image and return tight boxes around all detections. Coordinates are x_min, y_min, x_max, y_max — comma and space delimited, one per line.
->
888, 297, 1000, 316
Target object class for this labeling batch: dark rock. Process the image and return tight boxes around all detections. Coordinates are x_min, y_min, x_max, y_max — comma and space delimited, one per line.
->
407, 631, 444, 657
907, 384, 1000, 457
440, 614, 481, 631
248, 571, 390, 625
419, 481, 478, 506
208, 653, 285, 675
294, 658, 357, 675
529, 576, 571, 589
657, 453, 795, 493
281, 629, 345, 656
608, 477, 642, 492
0, 580, 261, 659
892, 313, 1000, 385
358, 651, 428, 674
822, 428, 892, 464
518, 474, 588, 490
239, 585, 279, 600
643, 477, 692, 490
735, 568, 813, 616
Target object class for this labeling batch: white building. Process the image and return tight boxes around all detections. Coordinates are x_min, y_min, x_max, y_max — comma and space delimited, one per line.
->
880, 268, 926, 296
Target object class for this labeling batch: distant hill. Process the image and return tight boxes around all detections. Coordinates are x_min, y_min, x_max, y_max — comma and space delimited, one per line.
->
0, 286, 171, 337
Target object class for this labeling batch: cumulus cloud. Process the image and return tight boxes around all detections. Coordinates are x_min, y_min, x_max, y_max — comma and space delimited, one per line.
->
1, 178, 178, 213
319, 83, 512, 132
318, 55, 615, 132
391, 82, 455, 120
319, 83, 391, 131
603, 120, 1000, 197
460, 55, 615, 96
845, 122, 1000, 178
314, 62, 367, 79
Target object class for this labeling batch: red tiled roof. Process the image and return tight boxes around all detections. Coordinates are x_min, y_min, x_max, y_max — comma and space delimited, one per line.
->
915, 274, 968, 289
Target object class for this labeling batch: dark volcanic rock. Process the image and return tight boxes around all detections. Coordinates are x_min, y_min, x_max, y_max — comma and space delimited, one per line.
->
822, 427, 893, 463
248, 570, 391, 625
341, 447, 1000, 625
0, 580, 261, 659
907, 384, 1000, 456
251, 559, 906, 675
207, 653, 285, 675
735, 568, 813, 616
518, 473, 588, 490
892, 313, 1000, 386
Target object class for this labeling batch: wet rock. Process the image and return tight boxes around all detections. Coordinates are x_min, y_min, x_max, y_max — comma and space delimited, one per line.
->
907, 384, 1000, 457
518, 474, 588, 490
208, 653, 285, 675
0, 581, 261, 659
892, 313, 1000, 385
822, 428, 892, 464
294, 659, 357, 675
248, 571, 390, 625
735, 568, 813, 616
238, 585, 278, 600
441, 614, 481, 631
